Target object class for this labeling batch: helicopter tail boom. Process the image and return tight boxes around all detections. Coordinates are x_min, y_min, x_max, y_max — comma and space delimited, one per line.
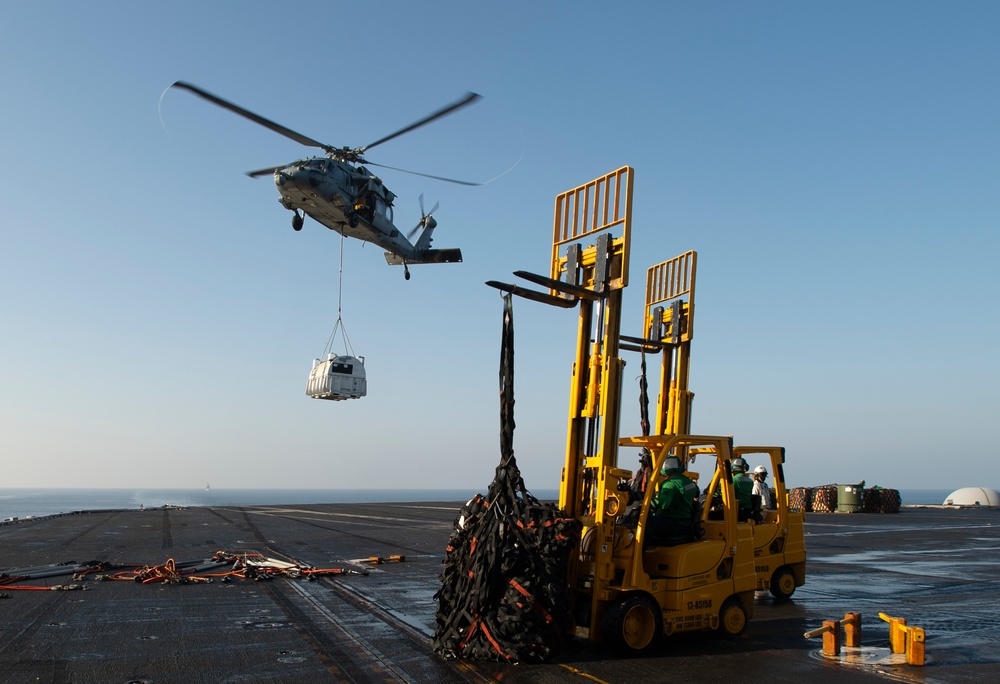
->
384, 249, 463, 266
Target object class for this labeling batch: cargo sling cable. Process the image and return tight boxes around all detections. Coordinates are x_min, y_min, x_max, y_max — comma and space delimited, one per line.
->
324, 232, 357, 360
433, 294, 580, 663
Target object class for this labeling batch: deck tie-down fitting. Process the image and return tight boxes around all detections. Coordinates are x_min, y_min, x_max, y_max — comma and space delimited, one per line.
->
804, 611, 925, 666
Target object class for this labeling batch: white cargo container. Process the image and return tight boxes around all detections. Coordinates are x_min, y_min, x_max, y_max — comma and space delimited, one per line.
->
307, 354, 367, 400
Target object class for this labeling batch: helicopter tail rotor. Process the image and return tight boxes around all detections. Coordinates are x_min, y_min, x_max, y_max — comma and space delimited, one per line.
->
407, 194, 439, 242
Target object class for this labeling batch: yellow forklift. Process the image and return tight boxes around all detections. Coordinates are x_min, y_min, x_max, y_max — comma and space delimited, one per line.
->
608, 435, 757, 649
488, 167, 759, 653
733, 446, 807, 598
621, 254, 805, 602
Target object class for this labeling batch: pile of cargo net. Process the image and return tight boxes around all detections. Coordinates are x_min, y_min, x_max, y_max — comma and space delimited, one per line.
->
862, 486, 902, 513
432, 296, 580, 663
432, 463, 579, 662
788, 486, 901, 513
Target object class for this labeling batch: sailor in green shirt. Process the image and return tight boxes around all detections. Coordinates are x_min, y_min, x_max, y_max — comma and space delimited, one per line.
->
732, 457, 754, 521
646, 455, 699, 547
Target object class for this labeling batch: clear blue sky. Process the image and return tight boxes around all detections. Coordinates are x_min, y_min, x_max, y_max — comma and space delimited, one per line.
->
1, 2, 997, 491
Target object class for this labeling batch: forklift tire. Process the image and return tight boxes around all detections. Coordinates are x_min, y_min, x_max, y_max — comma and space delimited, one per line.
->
602, 595, 661, 653
770, 566, 797, 600
718, 597, 748, 637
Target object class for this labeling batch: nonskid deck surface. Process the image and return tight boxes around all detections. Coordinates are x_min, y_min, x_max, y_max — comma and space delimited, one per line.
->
0, 503, 997, 683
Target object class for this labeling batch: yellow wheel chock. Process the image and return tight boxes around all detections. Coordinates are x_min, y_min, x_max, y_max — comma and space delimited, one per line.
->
804, 611, 925, 666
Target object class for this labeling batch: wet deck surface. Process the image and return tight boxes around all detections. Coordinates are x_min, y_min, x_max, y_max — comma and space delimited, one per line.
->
1, 503, 997, 683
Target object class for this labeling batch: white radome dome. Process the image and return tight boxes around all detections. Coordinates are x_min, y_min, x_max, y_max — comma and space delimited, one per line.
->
943, 488, 1000, 507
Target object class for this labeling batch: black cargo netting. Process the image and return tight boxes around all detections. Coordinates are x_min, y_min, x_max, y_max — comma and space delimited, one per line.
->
862, 487, 902, 513
432, 295, 580, 663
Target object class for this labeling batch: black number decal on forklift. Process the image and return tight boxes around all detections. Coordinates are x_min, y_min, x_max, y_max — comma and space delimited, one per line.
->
687, 599, 713, 610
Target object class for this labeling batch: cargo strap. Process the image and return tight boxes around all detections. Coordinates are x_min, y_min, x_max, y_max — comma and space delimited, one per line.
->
638, 349, 650, 437
499, 294, 515, 467
627, 349, 653, 498
12, 551, 372, 586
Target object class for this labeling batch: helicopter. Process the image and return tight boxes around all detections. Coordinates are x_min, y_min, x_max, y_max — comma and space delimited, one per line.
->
171, 81, 481, 280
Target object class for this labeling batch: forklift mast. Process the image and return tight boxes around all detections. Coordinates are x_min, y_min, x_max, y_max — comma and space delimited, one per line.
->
547, 168, 634, 522
638, 251, 698, 437
486, 165, 634, 523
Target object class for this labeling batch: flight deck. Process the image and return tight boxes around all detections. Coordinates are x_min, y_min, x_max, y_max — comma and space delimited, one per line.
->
1, 503, 997, 683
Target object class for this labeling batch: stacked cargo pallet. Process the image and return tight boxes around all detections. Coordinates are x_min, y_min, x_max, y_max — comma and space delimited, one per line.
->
862, 487, 902, 513
789, 487, 812, 512
811, 486, 838, 513
789, 486, 901, 513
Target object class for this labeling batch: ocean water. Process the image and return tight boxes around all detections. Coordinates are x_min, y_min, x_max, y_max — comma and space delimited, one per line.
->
0, 487, 956, 520
0, 488, 560, 520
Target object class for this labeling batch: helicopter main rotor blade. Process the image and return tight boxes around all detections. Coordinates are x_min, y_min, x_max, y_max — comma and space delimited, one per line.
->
360, 92, 481, 154
246, 165, 283, 179
172, 81, 331, 151
367, 161, 481, 186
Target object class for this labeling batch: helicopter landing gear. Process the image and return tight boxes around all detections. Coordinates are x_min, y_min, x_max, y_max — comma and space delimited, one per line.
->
348, 212, 360, 228
404, 263, 411, 280
291, 211, 304, 231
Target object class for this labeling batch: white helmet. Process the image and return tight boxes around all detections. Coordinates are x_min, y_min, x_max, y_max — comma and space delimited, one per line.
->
754, 465, 768, 476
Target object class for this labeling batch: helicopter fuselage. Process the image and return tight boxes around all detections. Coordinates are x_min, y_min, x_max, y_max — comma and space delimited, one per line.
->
169, 81, 472, 276
274, 158, 460, 267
